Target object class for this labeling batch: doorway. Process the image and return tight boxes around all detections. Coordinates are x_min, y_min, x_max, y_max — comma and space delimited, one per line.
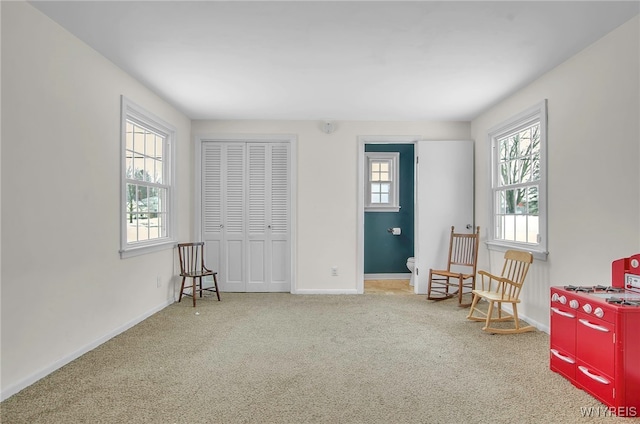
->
357, 138, 474, 295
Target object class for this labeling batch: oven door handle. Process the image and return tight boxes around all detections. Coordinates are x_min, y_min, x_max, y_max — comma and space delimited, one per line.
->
551, 307, 575, 318
550, 349, 575, 364
578, 365, 610, 385
578, 318, 609, 333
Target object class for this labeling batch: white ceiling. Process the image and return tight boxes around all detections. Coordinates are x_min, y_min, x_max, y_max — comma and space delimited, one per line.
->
30, 1, 639, 121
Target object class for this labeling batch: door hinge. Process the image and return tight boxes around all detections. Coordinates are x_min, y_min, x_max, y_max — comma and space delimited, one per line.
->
416, 156, 419, 164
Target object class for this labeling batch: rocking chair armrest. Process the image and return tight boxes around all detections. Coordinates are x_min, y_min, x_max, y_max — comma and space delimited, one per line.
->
477, 270, 504, 292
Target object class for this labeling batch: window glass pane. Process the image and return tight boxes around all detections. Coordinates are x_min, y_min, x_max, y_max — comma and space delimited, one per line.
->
132, 157, 145, 180
380, 194, 389, 203
528, 185, 539, 215
496, 190, 506, 214
145, 132, 156, 157
499, 161, 511, 186
155, 137, 163, 161
133, 124, 144, 155
371, 193, 381, 203
379, 183, 390, 194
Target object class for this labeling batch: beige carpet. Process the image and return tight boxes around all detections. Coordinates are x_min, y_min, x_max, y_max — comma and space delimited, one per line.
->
1, 293, 625, 423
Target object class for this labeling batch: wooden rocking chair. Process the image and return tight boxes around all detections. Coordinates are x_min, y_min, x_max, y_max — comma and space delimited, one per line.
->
466, 249, 534, 334
427, 226, 480, 307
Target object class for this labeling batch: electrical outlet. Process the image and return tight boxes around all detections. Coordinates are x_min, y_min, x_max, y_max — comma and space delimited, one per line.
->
331, 266, 338, 277
156, 276, 162, 288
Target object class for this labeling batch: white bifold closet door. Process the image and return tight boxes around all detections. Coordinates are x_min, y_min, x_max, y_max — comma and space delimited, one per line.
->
202, 142, 291, 292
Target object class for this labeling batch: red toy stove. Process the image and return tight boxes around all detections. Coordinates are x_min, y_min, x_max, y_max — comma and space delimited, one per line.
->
550, 253, 640, 417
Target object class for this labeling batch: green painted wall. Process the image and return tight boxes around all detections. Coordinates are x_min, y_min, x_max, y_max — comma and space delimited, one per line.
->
364, 144, 414, 274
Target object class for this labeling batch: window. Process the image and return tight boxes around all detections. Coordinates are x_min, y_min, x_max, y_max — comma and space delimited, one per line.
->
120, 97, 175, 258
365, 152, 399, 212
488, 100, 547, 259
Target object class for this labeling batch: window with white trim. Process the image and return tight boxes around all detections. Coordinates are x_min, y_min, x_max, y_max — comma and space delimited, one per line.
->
488, 100, 547, 259
365, 152, 399, 212
120, 97, 176, 258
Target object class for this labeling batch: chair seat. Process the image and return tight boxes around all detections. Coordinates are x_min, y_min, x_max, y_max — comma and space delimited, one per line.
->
432, 270, 474, 280
471, 289, 521, 303
181, 270, 214, 278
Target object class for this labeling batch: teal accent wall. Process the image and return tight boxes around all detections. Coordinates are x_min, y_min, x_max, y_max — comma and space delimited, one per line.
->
364, 144, 414, 274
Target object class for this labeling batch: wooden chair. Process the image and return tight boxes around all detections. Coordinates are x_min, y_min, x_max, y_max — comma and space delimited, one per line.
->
177, 242, 220, 307
466, 249, 534, 334
427, 226, 480, 307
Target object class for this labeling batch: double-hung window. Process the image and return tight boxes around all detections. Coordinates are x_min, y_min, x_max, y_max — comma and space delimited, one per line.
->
120, 96, 176, 258
488, 100, 547, 259
365, 152, 399, 212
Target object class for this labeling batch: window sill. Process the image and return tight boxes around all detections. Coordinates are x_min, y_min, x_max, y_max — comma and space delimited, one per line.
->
365, 206, 401, 213
120, 239, 176, 259
486, 240, 548, 261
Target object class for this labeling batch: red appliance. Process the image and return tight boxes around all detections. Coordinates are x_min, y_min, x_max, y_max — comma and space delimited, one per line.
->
550, 253, 640, 417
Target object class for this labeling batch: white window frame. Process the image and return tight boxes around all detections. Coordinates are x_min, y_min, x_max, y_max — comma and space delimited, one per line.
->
365, 152, 400, 212
120, 96, 176, 258
487, 100, 548, 260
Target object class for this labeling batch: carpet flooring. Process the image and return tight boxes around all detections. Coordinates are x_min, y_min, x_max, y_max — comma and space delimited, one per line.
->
1, 292, 627, 423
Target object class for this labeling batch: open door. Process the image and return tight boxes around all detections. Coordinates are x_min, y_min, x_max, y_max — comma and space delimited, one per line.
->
414, 140, 474, 294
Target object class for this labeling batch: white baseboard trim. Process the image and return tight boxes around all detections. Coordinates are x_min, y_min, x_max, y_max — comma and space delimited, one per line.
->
494, 303, 549, 334
1, 299, 173, 401
364, 273, 411, 280
294, 288, 359, 295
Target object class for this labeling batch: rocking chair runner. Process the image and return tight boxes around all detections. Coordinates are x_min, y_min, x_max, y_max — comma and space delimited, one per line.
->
466, 249, 534, 334
427, 226, 480, 307
177, 242, 220, 307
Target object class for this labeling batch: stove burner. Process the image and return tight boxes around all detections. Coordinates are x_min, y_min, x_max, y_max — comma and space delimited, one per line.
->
564, 285, 594, 292
606, 297, 640, 306
562, 285, 625, 293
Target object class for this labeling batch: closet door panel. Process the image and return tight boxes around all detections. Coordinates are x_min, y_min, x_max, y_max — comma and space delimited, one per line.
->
268, 144, 290, 292
247, 144, 268, 291
202, 143, 224, 287
222, 144, 246, 291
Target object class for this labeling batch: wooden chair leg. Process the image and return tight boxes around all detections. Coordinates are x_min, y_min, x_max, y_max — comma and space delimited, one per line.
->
178, 277, 186, 303
213, 273, 220, 301
192, 278, 197, 307
199, 277, 203, 298
483, 301, 495, 332
467, 293, 480, 319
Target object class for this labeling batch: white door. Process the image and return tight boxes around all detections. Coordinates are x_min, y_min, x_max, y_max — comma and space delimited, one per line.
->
414, 140, 474, 294
202, 142, 246, 292
202, 141, 291, 292
247, 143, 290, 292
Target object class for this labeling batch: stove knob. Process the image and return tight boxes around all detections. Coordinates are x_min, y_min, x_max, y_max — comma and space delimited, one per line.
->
569, 299, 579, 309
551, 293, 559, 302
559, 295, 567, 305
594, 307, 604, 318
583, 304, 593, 314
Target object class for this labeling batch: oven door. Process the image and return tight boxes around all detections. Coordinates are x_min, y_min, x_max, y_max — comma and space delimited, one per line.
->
575, 311, 615, 407
576, 311, 615, 379
550, 303, 577, 380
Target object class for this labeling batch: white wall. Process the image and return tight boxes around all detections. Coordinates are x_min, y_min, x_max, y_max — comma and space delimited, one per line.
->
1, 2, 192, 399
191, 120, 470, 293
471, 16, 640, 331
